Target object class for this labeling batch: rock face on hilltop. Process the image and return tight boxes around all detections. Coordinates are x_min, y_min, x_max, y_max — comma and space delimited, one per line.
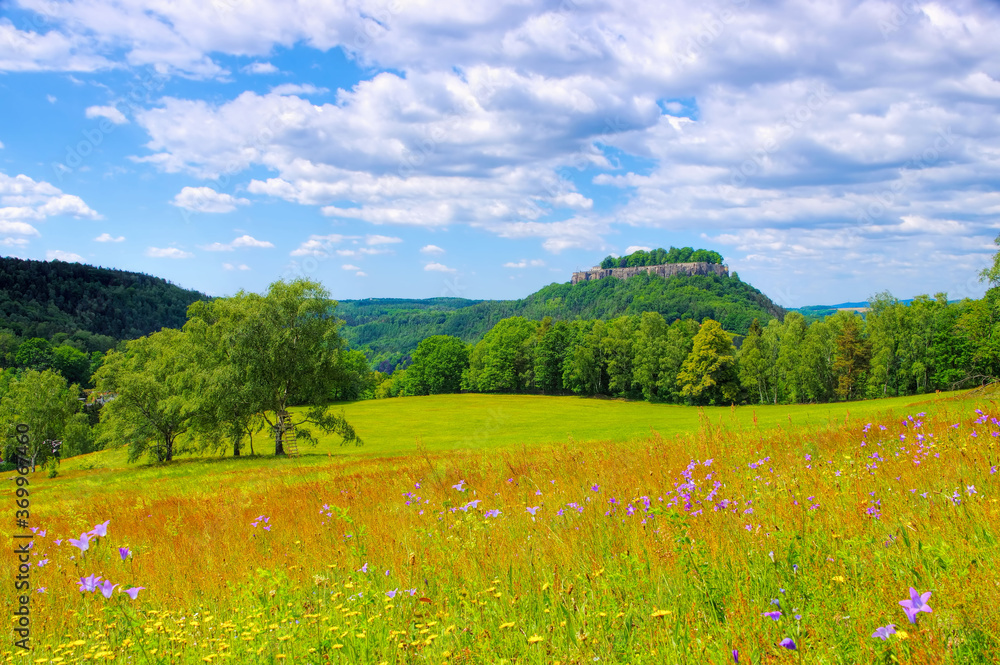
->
571, 262, 729, 285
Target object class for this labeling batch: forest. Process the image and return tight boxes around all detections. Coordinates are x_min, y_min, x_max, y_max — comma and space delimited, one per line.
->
377, 290, 990, 405
0, 256, 207, 346
2, 244, 999, 468
340, 270, 783, 369
598, 246, 725, 268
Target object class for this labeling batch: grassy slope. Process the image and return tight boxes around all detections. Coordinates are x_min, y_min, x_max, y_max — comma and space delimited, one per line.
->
8, 388, 1000, 664
55, 391, 966, 493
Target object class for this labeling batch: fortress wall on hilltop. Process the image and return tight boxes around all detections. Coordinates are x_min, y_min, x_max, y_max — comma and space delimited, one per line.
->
571, 262, 729, 285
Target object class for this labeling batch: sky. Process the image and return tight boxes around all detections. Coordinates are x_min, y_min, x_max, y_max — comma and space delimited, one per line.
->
1, 0, 998, 307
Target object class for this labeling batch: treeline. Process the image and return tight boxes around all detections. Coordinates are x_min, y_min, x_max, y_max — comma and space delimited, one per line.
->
342, 272, 784, 367
1, 280, 371, 469
376, 290, 993, 404
598, 246, 724, 269
0, 256, 208, 341
1, 335, 105, 387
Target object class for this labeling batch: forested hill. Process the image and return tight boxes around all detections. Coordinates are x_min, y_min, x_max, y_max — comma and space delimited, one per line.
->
0, 257, 209, 345
339, 271, 785, 360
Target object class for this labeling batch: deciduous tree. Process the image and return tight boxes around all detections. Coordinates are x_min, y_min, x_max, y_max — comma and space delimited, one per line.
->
405, 335, 469, 395
677, 319, 739, 405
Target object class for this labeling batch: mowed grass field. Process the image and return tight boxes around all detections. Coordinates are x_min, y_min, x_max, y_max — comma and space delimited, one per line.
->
4, 388, 999, 664
61, 390, 962, 473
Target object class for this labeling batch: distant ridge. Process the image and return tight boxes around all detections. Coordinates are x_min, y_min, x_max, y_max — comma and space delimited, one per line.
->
0, 256, 210, 342
338, 269, 786, 362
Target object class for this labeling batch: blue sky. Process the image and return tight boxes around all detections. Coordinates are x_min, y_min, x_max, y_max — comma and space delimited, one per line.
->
1, 0, 999, 306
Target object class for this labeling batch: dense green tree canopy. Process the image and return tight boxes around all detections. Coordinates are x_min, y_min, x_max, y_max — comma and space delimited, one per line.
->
0, 256, 207, 342
599, 247, 725, 269
185, 278, 361, 456
464, 317, 537, 393
93, 328, 199, 463
405, 335, 470, 396
676, 320, 740, 406
341, 271, 782, 358
0, 369, 81, 469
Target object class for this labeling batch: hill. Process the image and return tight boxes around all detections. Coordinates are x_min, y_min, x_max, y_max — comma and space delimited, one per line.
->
0, 256, 210, 348
0, 255, 784, 363
339, 270, 785, 362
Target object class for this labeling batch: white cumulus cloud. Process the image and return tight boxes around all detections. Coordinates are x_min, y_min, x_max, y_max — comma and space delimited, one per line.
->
503, 258, 546, 268
420, 244, 445, 254
146, 247, 194, 259
94, 233, 125, 242
46, 249, 84, 262
243, 61, 278, 74
290, 234, 355, 257
203, 234, 275, 251
366, 234, 403, 245
271, 83, 328, 96
424, 262, 456, 273
171, 187, 250, 213
0, 171, 100, 246
85, 105, 128, 124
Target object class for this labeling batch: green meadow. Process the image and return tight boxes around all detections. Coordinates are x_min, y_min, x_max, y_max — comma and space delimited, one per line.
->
62, 390, 960, 472
5, 388, 999, 664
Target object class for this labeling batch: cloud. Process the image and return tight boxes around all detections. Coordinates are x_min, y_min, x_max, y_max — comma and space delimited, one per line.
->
0, 221, 40, 237
290, 234, 356, 257
420, 244, 445, 254
270, 83, 328, 95
94, 232, 125, 242
0, 20, 112, 72
85, 105, 128, 125
0, 140, 3, 149
355, 271, 368, 277
503, 258, 546, 268
8, 0, 1000, 301
202, 234, 275, 251
0, 172, 100, 249
146, 247, 194, 259
341, 263, 361, 270
625, 246, 652, 254
134, 69, 634, 242
244, 61, 279, 75
46, 250, 84, 262
366, 234, 403, 245
424, 262, 456, 273
171, 187, 250, 213
223, 262, 251, 270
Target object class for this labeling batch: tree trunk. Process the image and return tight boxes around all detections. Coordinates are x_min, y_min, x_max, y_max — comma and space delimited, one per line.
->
274, 411, 286, 456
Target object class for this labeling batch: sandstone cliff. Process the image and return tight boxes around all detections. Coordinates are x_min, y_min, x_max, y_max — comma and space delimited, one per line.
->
571, 262, 729, 285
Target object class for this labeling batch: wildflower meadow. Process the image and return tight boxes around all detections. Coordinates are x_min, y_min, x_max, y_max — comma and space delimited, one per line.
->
3, 390, 999, 664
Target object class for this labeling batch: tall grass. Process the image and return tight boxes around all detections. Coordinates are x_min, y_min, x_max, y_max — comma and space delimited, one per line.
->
3, 390, 998, 663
